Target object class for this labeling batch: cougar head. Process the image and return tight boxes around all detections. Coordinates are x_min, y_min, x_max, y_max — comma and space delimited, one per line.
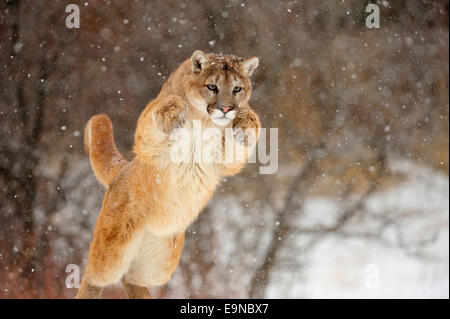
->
186, 50, 259, 126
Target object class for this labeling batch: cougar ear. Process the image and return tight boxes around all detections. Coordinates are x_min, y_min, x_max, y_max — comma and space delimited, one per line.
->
240, 57, 259, 77
191, 50, 211, 73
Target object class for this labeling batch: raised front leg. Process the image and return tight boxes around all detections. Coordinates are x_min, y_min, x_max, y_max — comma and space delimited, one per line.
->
232, 108, 260, 146
221, 107, 261, 176
154, 95, 187, 135
134, 95, 187, 160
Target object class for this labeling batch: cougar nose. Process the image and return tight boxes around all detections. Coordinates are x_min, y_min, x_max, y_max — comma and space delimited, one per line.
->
219, 105, 233, 114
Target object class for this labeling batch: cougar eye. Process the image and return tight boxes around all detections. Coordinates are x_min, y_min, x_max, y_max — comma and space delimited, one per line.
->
233, 86, 242, 94
206, 84, 218, 92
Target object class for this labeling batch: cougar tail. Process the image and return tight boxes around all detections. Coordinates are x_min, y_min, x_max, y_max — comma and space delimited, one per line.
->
84, 114, 128, 187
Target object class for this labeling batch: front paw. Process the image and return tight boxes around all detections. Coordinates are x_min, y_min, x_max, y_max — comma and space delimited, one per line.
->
157, 98, 186, 134
232, 112, 260, 146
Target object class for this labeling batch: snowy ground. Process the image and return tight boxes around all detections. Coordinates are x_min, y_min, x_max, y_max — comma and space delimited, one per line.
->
265, 160, 449, 298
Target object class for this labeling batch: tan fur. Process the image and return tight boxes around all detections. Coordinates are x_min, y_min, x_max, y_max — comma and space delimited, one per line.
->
76, 51, 260, 298
121, 278, 152, 299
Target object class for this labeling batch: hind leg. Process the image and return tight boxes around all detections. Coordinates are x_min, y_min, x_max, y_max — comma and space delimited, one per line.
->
75, 183, 145, 298
79, 226, 144, 295
121, 278, 151, 299
76, 277, 104, 299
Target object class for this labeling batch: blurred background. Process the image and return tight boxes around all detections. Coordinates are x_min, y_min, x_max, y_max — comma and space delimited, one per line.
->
0, 0, 448, 298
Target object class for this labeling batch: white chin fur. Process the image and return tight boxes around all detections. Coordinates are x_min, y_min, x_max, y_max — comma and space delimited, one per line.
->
211, 109, 236, 126
212, 117, 232, 126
